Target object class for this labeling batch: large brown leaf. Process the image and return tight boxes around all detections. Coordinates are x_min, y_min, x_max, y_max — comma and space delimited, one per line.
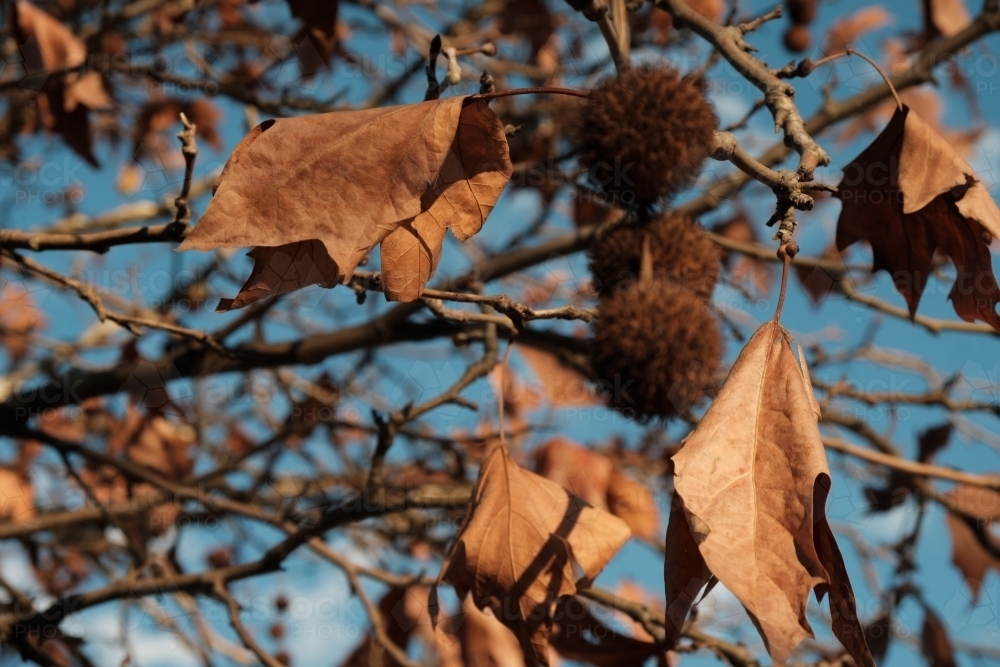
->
443, 445, 630, 666
180, 96, 512, 308
664, 321, 873, 666
943, 485, 1000, 601
836, 105, 1000, 331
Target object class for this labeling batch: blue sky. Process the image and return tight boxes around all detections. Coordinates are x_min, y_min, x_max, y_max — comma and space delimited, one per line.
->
4, 0, 1000, 665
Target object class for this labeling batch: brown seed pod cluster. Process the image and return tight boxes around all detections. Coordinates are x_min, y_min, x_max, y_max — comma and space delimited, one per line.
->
590, 280, 722, 421
784, 0, 817, 53
577, 64, 717, 207
588, 213, 722, 299
588, 214, 723, 421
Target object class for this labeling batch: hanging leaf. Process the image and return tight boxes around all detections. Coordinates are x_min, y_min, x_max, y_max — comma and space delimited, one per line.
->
179, 96, 512, 308
664, 321, 873, 666
442, 445, 630, 666
13, 1, 113, 166
836, 105, 1000, 331
944, 484, 1000, 600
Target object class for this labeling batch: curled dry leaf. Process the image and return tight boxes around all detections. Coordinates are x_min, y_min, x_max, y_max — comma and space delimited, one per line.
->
664, 321, 873, 666
442, 445, 630, 666
837, 105, 1000, 331
943, 484, 1000, 601
180, 96, 512, 309
823, 6, 893, 52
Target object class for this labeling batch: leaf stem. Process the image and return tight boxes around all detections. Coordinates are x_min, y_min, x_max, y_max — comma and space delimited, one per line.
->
470, 87, 590, 101
498, 341, 514, 447
773, 249, 793, 322
812, 47, 902, 110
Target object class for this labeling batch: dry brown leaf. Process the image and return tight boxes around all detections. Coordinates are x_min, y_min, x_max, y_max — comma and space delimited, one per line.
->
180, 97, 512, 308
662, 494, 711, 647
498, 0, 555, 59
443, 445, 630, 665
924, 0, 971, 39
606, 470, 659, 541
823, 7, 893, 52
116, 409, 196, 481
944, 485, 1000, 600
837, 105, 1000, 330
132, 97, 223, 156
0, 281, 45, 362
548, 596, 660, 667
533, 438, 612, 509
712, 214, 772, 297
793, 244, 848, 307
0, 467, 35, 522
451, 596, 526, 667
342, 585, 460, 667
518, 346, 598, 407
665, 321, 872, 666
288, 0, 340, 77
921, 606, 957, 667
13, 1, 112, 166
837, 105, 1000, 331
863, 609, 893, 664
534, 438, 660, 540
14, 1, 112, 112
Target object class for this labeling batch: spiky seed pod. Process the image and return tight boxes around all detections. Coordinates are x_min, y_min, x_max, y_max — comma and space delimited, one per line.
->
577, 64, 717, 207
590, 281, 722, 421
784, 24, 812, 53
588, 213, 722, 299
